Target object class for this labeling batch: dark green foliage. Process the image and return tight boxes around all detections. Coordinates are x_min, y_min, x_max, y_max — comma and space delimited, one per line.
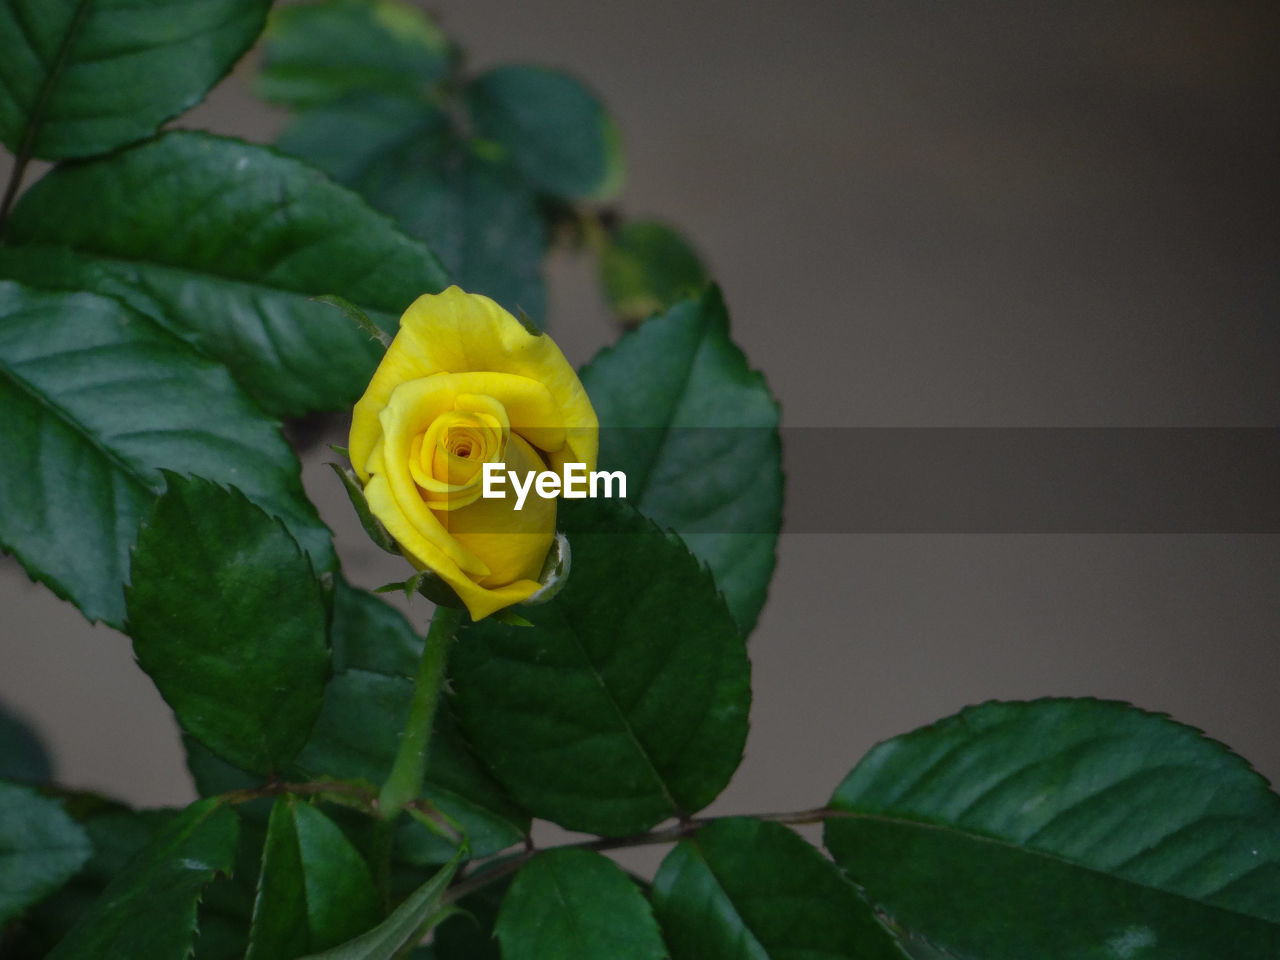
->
127, 477, 329, 775
43, 799, 239, 960
495, 849, 665, 960
0, 0, 271, 159
580, 287, 783, 633
654, 817, 909, 960
2, 132, 448, 416
452, 499, 750, 835
826, 699, 1280, 958
0, 281, 332, 626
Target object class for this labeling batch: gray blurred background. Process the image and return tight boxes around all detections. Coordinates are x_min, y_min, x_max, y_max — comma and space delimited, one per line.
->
2, 0, 1277, 854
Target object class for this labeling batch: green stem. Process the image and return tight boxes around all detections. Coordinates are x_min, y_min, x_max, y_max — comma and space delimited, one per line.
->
379, 605, 465, 818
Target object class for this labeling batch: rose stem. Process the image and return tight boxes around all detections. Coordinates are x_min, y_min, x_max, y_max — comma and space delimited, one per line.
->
379, 604, 466, 818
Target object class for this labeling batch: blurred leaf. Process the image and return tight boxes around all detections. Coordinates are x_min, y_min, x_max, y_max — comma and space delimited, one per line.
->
1, 131, 448, 416
0, 701, 51, 783
825, 698, 1280, 959
246, 799, 380, 960
0, 0, 270, 159
430, 875, 508, 960
127, 477, 329, 775
185, 734, 269, 801
294, 578, 529, 860
653, 817, 908, 960
279, 98, 547, 325
14, 806, 177, 955
495, 849, 665, 960
599, 220, 709, 324
452, 498, 750, 836
45, 799, 239, 960
465, 65, 624, 201
579, 286, 781, 634
275, 92, 441, 184
257, 0, 453, 109
294, 852, 461, 960
0, 781, 91, 926
0, 281, 332, 627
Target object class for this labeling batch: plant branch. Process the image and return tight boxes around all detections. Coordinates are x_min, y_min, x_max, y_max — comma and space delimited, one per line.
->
218, 778, 377, 809
440, 806, 847, 907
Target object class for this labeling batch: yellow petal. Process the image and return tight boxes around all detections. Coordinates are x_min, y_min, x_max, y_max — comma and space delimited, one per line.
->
350, 287, 598, 481
436, 433, 557, 587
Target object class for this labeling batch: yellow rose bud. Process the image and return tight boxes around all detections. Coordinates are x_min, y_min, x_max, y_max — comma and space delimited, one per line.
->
349, 287, 598, 620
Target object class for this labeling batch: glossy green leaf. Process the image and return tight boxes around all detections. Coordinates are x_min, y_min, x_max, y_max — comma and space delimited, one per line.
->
127, 477, 329, 775
452, 498, 750, 836
0, 701, 51, 783
257, 0, 453, 108
465, 65, 624, 201
599, 219, 709, 325
496, 849, 665, 960
579, 286, 782, 634
294, 578, 529, 860
294, 852, 461, 960
247, 799, 380, 960
46, 798, 239, 960
0, 281, 332, 627
0, 0, 270, 159
2, 131, 449, 416
653, 817, 908, 960
0, 781, 91, 925
825, 698, 1280, 959
278, 98, 547, 325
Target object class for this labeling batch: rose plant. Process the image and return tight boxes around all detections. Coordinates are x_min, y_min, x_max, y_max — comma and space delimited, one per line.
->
0, 2, 1277, 960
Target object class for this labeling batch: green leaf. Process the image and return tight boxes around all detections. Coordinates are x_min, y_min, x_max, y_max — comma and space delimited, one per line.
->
599, 220, 709, 324
451, 498, 750, 836
0, 701, 51, 783
0, 280, 332, 627
295, 578, 529, 860
278, 98, 547, 325
329, 576, 426, 676
465, 65, 624, 201
257, 0, 453, 109
194, 817, 265, 960
430, 876, 508, 960
578, 286, 782, 634
127, 476, 329, 775
652, 817, 908, 960
247, 799, 380, 960
825, 698, 1280, 959
496, 849, 665, 960
0, 781, 91, 926
45, 798, 239, 960
1, 131, 449, 416
0, 0, 270, 160
294, 852, 461, 960
14, 806, 178, 955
